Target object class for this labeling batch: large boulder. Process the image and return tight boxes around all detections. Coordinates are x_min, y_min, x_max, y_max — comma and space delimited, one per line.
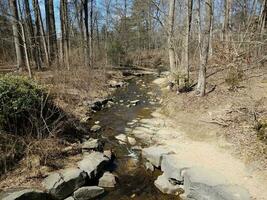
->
154, 174, 181, 195
213, 185, 251, 200
98, 172, 117, 188
78, 151, 109, 178
42, 168, 87, 200
183, 167, 250, 200
73, 186, 104, 200
1, 189, 51, 200
82, 138, 104, 152
142, 146, 173, 167
161, 155, 194, 182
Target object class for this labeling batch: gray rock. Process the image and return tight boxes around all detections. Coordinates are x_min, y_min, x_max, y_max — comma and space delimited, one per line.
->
90, 125, 101, 132
183, 167, 250, 200
142, 146, 173, 167
78, 151, 109, 178
1, 189, 51, 200
145, 162, 154, 171
115, 134, 127, 144
127, 137, 136, 145
154, 174, 181, 195
130, 100, 140, 106
82, 138, 104, 152
132, 146, 142, 151
73, 186, 104, 200
98, 172, 116, 188
109, 80, 125, 88
213, 185, 251, 200
42, 168, 87, 200
161, 155, 194, 182
64, 197, 75, 200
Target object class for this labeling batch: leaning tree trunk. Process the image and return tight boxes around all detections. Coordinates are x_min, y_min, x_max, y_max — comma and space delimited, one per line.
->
196, 0, 212, 96
168, 0, 176, 81
9, 0, 24, 70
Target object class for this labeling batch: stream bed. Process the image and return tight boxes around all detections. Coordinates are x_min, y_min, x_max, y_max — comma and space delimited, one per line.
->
89, 75, 180, 200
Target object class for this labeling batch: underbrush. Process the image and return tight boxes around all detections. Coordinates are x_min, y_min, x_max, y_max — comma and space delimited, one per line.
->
0, 75, 63, 137
0, 75, 66, 174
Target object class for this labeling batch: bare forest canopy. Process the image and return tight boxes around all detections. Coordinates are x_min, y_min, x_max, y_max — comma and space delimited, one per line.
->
0, 0, 266, 95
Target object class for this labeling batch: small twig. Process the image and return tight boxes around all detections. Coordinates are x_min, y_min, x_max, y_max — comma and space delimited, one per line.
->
199, 119, 229, 127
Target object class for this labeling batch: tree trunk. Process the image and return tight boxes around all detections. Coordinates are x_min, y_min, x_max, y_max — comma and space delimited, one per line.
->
260, 0, 267, 34
33, 0, 49, 66
197, 0, 212, 96
24, 0, 42, 70
45, 0, 58, 64
9, 0, 24, 70
20, 22, 32, 77
104, 0, 111, 65
83, 0, 90, 67
223, 0, 232, 49
89, 0, 94, 67
168, 0, 176, 80
60, 0, 69, 70
180, 0, 193, 87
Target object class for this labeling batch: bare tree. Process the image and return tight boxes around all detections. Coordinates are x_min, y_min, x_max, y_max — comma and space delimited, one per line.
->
24, 0, 41, 70
9, 0, 23, 70
60, 0, 69, 69
223, 0, 232, 49
168, 0, 176, 80
196, 0, 212, 96
180, 0, 193, 87
33, 0, 49, 66
45, 0, 58, 64
89, 0, 94, 67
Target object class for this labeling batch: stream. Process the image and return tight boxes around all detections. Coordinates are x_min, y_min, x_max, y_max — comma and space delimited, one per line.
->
89, 75, 180, 200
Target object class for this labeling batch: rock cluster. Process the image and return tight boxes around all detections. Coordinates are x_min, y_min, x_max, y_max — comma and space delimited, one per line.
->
2, 139, 117, 200
142, 145, 251, 200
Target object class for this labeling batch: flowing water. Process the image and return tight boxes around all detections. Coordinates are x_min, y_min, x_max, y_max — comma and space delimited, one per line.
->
89, 75, 180, 200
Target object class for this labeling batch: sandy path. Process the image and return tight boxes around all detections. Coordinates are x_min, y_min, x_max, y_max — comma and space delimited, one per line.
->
127, 109, 267, 199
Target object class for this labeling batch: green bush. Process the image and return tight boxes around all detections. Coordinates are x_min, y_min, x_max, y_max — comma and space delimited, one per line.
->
0, 75, 62, 138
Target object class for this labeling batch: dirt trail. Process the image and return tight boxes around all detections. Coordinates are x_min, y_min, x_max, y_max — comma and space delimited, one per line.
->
127, 77, 267, 200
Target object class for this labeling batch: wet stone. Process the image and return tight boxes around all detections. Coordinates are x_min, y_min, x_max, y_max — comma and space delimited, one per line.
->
42, 168, 87, 200
1, 189, 51, 200
73, 186, 104, 200
145, 162, 154, 171
78, 151, 109, 178
82, 138, 104, 152
142, 146, 173, 167
154, 174, 181, 195
90, 125, 101, 132
183, 167, 250, 200
98, 172, 117, 188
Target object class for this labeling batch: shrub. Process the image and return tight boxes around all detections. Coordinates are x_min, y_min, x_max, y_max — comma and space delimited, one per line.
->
0, 75, 63, 138
254, 118, 267, 144
225, 66, 244, 90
